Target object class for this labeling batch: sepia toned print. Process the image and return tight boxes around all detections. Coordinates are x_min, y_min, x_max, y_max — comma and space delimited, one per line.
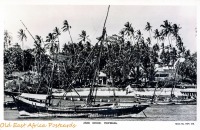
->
3, 5, 196, 121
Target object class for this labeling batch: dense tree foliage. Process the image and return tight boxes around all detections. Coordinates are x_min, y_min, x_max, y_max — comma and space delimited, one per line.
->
4, 20, 197, 93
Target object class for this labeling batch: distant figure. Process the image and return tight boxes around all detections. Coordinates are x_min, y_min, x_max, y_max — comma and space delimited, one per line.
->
125, 85, 134, 94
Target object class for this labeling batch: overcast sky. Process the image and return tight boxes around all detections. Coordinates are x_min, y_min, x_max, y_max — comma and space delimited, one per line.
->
3, 5, 197, 52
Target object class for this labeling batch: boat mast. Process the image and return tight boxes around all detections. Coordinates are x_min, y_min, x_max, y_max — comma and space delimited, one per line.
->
151, 82, 158, 104
20, 20, 37, 42
20, 20, 46, 94
87, 5, 110, 105
58, 5, 110, 105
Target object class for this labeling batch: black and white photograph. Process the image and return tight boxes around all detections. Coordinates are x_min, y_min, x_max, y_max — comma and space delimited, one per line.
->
1, 0, 199, 127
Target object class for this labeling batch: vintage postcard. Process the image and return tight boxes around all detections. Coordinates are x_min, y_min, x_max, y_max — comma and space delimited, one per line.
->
0, 0, 199, 130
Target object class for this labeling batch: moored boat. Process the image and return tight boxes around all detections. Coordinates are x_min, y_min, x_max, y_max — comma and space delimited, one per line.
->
13, 93, 149, 117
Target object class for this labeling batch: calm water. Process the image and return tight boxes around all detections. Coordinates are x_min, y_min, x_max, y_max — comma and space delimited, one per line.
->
4, 105, 196, 121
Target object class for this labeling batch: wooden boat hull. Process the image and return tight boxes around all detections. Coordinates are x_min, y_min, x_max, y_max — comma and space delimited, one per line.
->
18, 111, 89, 118
4, 101, 16, 109
155, 102, 175, 105
174, 100, 197, 105
4, 91, 20, 96
153, 99, 196, 105
13, 96, 149, 117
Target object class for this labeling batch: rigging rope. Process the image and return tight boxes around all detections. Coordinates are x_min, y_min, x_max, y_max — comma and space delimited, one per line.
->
87, 5, 111, 105
55, 5, 111, 106
20, 20, 36, 43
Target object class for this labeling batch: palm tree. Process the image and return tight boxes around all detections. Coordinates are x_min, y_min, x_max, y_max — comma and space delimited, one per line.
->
62, 20, 76, 54
4, 30, 12, 50
160, 20, 173, 45
78, 30, 91, 44
135, 30, 143, 50
151, 43, 160, 65
171, 23, 182, 50
153, 29, 161, 44
18, 29, 27, 50
134, 30, 143, 83
52, 27, 61, 88
146, 37, 151, 46
152, 43, 160, 52
135, 30, 142, 40
85, 42, 92, 52
45, 33, 58, 59
172, 24, 181, 38
123, 22, 135, 44
53, 27, 61, 53
145, 22, 152, 41
45, 32, 60, 92
62, 20, 73, 42
18, 29, 27, 71
176, 35, 184, 56
160, 43, 165, 66
170, 47, 177, 67
35, 35, 43, 45
34, 35, 45, 72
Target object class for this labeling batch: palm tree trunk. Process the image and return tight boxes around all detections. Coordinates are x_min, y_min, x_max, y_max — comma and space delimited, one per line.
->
38, 52, 42, 90
175, 36, 181, 58
34, 55, 37, 72
170, 36, 173, 46
149, 31, 152, 42
167, 35, 171, 45
57, 37, 61, 89
68, 30, 76, 54
48, 62, 55, 95
22, 41, 24, 71
132, 34, 135, 45
157, 38, 158, 44
68, 30, 73, 43
58, 37, 60, 53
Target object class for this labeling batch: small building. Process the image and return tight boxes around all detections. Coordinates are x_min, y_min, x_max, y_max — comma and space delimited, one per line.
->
154, 66, 181, 81
98, 72, 107, 86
